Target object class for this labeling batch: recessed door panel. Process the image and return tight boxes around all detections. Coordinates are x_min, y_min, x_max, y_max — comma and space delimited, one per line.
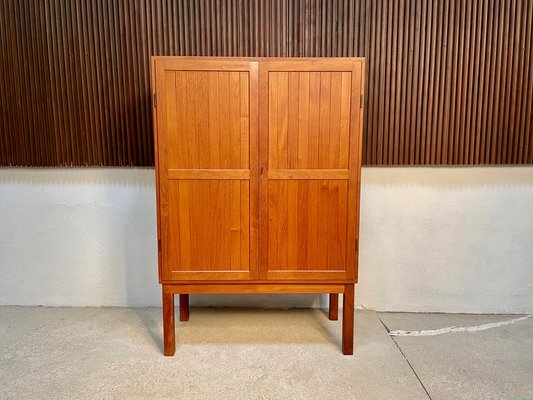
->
167, 180, 250, 271
268, 71, 352, 170
163, 70, 249, 170
267, 180, 348, 271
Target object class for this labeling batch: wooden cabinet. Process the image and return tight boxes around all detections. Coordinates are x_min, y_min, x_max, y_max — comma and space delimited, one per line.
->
151, 57, 364, 355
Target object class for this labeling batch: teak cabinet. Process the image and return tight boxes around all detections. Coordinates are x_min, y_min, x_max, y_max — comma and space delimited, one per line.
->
151, 57, 364, 355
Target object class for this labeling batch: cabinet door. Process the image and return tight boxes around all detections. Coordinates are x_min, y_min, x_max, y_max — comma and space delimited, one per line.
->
259, 59, 364, 281
153, 58, 259, 281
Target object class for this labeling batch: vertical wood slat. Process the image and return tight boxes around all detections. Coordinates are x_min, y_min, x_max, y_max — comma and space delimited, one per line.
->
0, 0, 532, 166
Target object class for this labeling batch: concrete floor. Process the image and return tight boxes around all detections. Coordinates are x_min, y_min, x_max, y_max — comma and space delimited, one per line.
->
0, 307, 532, 400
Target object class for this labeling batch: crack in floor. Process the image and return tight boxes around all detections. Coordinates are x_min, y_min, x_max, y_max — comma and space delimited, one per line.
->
388, 314, 532, 337
378, 315, 433, 400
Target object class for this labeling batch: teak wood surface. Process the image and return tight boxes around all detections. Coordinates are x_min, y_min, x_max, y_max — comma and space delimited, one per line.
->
152, 57, 364, 356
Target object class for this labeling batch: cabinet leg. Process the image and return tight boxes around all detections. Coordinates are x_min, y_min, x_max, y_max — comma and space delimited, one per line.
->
342, 284, 355, 355
179, 294, 189, 321
329, 293, 339, 320
162, 286, 175, 356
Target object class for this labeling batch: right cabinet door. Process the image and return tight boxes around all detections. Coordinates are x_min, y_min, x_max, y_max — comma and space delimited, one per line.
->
259, 59, 364, 281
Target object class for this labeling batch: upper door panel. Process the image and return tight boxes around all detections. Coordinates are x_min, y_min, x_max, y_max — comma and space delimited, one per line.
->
162, 70, 249, 170
267, 71, 353, 170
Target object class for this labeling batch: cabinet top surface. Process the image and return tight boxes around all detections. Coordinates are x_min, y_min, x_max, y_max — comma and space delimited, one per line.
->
151, 55, 365, 62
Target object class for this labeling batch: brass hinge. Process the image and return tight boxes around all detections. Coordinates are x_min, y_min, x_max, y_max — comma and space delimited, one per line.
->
158, 238, 161, 252
153, 93, 157, 107
359, 95, 363, 108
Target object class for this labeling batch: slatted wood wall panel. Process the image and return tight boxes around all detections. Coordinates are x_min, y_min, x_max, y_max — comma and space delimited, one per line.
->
366, 0, 533, 165
0, 0, 532, 166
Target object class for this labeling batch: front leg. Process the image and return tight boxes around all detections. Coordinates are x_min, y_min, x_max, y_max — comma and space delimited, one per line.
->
162, 286, 176, 356
342, 284, 355, 355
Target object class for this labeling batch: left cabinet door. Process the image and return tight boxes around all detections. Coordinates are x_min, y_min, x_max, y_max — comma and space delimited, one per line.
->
152, 58, 259, 281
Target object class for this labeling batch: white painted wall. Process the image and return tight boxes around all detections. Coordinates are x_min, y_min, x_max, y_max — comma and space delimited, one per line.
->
1, 167, 532, 313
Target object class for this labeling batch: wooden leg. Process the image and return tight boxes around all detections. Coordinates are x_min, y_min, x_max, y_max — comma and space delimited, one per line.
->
162, 286, 175, 356
179, 294, 189, 321
342, 284, 355, 355
329, 293, 339, 320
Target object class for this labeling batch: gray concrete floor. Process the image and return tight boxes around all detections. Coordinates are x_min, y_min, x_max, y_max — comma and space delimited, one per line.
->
0, 307, 532, 400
